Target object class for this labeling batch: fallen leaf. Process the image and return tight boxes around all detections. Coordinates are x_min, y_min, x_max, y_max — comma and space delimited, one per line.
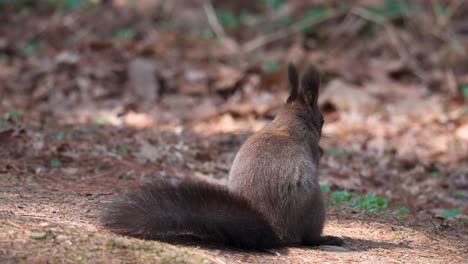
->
455, 123, 468, 142
192, 98, 219, 120
127, 58, 159, 102
212, 65, 243, 92
319, 80, 378, 113
388, 96, 443, 123
135, 141, 160, 162
123, 111, 154, 128
55, 51, 80, 65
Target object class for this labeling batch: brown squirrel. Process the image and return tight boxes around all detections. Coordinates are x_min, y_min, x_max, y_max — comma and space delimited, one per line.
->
102, 64, 343, 250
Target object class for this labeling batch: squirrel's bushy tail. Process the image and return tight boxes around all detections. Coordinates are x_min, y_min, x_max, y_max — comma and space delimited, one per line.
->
102, 180, 282, 250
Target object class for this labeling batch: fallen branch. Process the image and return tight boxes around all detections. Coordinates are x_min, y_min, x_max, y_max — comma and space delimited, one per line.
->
202, 0, 227, 40
352, 7, 429, 82
241, 8, 344, 54
431, 0, 463, 29
202, 0, 239, 51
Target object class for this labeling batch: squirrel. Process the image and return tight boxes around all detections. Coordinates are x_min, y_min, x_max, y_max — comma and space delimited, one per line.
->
101, 64, 343, 250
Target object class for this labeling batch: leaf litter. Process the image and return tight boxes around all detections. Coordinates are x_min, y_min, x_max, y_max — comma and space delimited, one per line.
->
0, 1, 467, 263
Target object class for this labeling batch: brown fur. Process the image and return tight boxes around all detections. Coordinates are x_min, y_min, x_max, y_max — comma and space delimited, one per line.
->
229, 64, 339, 246
101, 64, 343, 250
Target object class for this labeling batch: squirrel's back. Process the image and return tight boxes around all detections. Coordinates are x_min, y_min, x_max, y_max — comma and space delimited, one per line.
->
228, 64, 326, 244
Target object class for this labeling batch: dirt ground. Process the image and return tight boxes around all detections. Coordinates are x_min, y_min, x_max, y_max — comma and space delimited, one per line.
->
1, 109, 467, 263
1, 1, 468, 263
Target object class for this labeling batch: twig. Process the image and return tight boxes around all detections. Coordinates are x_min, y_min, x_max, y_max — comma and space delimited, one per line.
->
241, 8, 344, 54
352, 7, 429, 82
202, 1, 238, 51
202, 1, 227, 40
242, 5, 290, 28
390, 214, 408, 227
428, 0, 466, 58
431, 0, 463, 29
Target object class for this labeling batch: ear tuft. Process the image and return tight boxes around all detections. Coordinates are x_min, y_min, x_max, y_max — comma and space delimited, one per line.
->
287, 63, 299, 103
300, 65, 321, 105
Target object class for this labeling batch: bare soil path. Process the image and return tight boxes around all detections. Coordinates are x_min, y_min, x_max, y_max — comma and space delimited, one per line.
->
1, 117, 466, 263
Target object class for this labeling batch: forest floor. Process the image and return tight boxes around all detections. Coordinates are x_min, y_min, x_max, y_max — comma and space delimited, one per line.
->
1, 1, 467, 263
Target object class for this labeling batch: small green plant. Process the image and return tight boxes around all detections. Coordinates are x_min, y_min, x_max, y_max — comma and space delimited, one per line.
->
50, 158, 63, 167
118, 174, 132, 181
94, 117, 111, 125
190, 28, 214, 40
26, 177, 33, 184
428, 171, 441, 178
158, 19, 178, 32
24, 41, 42, 57
454, 190, 467, 199
352, 193, 388, 215
0, 53, 10, 63
434, 4, 449, 17
441, 209, 461, 219
56, 132, 65, 141
280, 14, 293, 26
62, 0, 94, 10
0, 119, 10, 127
216, 10, 240, 30
119, 145, 128, 156
11, 175, 19, 183
264, 60, 280, 74
330, 190, 354, 206
264, 0, 285, 10
327, 147, 344, 158
320, 184, 331, 193
398, 206, 411, 214
297, 8, 331, 33
365, 0, 414, 20
0, 0, 18, 5
328, 190, 389, 216
397, 206, 411, 220
46, 0, 95, 10
113, 28, 136, 40
461, 85, 468, 98
5, 110, 24, 121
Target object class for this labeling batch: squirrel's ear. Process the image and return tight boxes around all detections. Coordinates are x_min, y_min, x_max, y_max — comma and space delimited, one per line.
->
287, 63, 299, 103
299, 65, 320, 106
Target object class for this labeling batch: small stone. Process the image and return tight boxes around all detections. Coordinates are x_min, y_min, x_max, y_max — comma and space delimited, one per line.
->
128, 58, 159, 102
30, 231, 47, 240
39, 222, 49, 227
455, 123, 468, 142
319, 245, 353, 252
55, 51, 80, 65
56, 234, 68, 242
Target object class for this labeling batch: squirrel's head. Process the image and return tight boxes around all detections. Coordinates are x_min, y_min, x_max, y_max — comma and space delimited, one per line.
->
286, 63, 325, 150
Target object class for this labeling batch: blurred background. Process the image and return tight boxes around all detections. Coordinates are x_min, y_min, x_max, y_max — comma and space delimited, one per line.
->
0, 0, 467, 251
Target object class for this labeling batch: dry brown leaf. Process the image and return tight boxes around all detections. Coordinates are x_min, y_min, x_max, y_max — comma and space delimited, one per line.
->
192, 98, 219, 121
127, 58, 159, 102
455, 123, 468, 142
123, 111, 154, 128
135, 141, 160, 163
212, 65, 243, 92
55, 52, 80, 66
319, 80, 378, 113
0, 128, 14, 143
178, 69, 208, 95
388, 96, 443, 123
